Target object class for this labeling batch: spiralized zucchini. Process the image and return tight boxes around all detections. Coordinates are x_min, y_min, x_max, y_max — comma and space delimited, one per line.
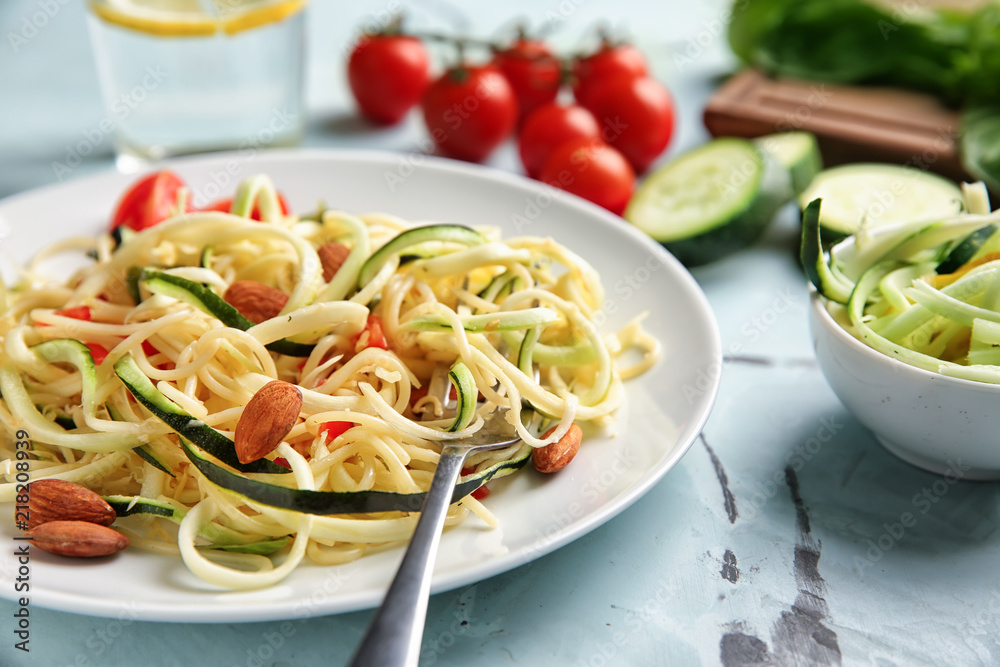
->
0, 174, 659, 589
808, 181, 1000, 382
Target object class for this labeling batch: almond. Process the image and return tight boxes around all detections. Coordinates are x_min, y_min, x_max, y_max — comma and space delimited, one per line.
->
318, 242, 351, 282
532, 423, 582, 473
27, 479, 116, 529
224, 281, 288, 324
25, 520, 129, 558
234, 380, 303, 464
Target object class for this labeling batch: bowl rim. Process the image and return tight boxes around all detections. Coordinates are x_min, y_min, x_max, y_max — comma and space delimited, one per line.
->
809, 287, 1000, 394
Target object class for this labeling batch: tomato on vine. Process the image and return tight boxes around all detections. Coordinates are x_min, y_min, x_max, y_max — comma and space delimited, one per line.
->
422, 64, 518, 162
518, 103, 601, 178
540, 138, 635, 215
492, 37, 562, 123
582, 75, 675, 174
348, 32, 431, 125
572, 41, 648, 107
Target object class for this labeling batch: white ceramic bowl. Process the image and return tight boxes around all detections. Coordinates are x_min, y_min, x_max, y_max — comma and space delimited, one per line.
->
810, 291, 1000, 480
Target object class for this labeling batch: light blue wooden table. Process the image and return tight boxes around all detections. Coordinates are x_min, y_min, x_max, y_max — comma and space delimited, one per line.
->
1, 1, 999, 665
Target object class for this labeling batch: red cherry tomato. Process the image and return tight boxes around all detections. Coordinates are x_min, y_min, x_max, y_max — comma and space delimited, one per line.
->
491, 39, 561, 123
582, 76, 675, 174
354, 314, 387, 350
53, 305, 92, 321
319, 421, 354, 442
461, 467, 491, 499
200, 192, 291, 220
422, 64, 518, 162
518, 103, 601, 179
37, 305, 92, 328
539, 138, 635, 216
86, 343, 110, 366
198, 199, 232, 214
572, 42, 648, 107
110, 171, 187, 232
348, 34, 431, 125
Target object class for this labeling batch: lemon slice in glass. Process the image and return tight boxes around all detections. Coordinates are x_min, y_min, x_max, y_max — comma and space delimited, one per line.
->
89, 0, 307, 37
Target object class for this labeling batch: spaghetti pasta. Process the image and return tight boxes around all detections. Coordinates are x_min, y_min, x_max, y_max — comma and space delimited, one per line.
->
0, 174, 659, 589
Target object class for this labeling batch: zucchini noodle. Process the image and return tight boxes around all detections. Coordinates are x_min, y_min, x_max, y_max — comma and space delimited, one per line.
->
810, 182, 1000, 382
0, 174, 660, 589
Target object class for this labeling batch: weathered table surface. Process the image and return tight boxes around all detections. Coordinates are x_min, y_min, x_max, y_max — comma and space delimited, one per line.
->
1, 1, 998, 665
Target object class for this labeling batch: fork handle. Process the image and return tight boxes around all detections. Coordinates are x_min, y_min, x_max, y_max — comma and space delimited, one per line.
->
348, 445, 467, 667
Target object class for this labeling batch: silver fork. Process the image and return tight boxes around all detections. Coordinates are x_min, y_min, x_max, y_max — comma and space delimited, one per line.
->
348, 379, 531, 667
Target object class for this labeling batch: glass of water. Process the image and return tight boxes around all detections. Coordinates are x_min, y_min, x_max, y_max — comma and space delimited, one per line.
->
86, 0, 307, 169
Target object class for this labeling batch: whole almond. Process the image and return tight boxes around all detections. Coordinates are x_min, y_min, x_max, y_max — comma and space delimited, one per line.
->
234, 380, 303, 464
25, 520, 129, 558
318, 242, 351, 282
532, 424, 582, 474
26, 479, 116, 529
224, 281, 288, 324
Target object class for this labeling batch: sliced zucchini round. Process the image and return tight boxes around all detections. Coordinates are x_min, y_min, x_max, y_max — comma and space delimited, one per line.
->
798, 163, 963, 237
754, 131, 822, 195
624, 138, 793, 266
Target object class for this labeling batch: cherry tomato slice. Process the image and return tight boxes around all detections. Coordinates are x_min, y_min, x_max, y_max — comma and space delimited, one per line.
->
85, 343, 110, 366
539, 138, 636, 216
36, 305, 92, 328
199, 192, 291, 220
460, 466, 491, 499
53, 305, 92, 321
110, 171, 187, 232
355, 314, 388, 350
318, 421, 354, 443
348, 34, 431, 125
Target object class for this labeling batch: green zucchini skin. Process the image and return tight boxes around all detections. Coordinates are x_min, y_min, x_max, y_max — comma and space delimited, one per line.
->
125, 266, 143, 306
113, 355, 287, 475
800, 198, 853, 304
104, 495, 290, 554
140, 270, 313, 357
199, 538, 291, 555
936, 224, 998, 274
105, 495, 178, 519
115, 353, 531, 516
134, 445, 176, 477
357, 224, 487, 287
402, 308, 557, 333
625, 138, 793, 267
107, 404, 176, 477
755, 131, 822, 196
447, 361, 477, 432
797, 163, 963, 238
180, 437, 530, 515
662, 156, 790, 266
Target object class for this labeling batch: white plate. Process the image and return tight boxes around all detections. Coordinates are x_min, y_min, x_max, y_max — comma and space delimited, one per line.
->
0, 150, 721, 622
